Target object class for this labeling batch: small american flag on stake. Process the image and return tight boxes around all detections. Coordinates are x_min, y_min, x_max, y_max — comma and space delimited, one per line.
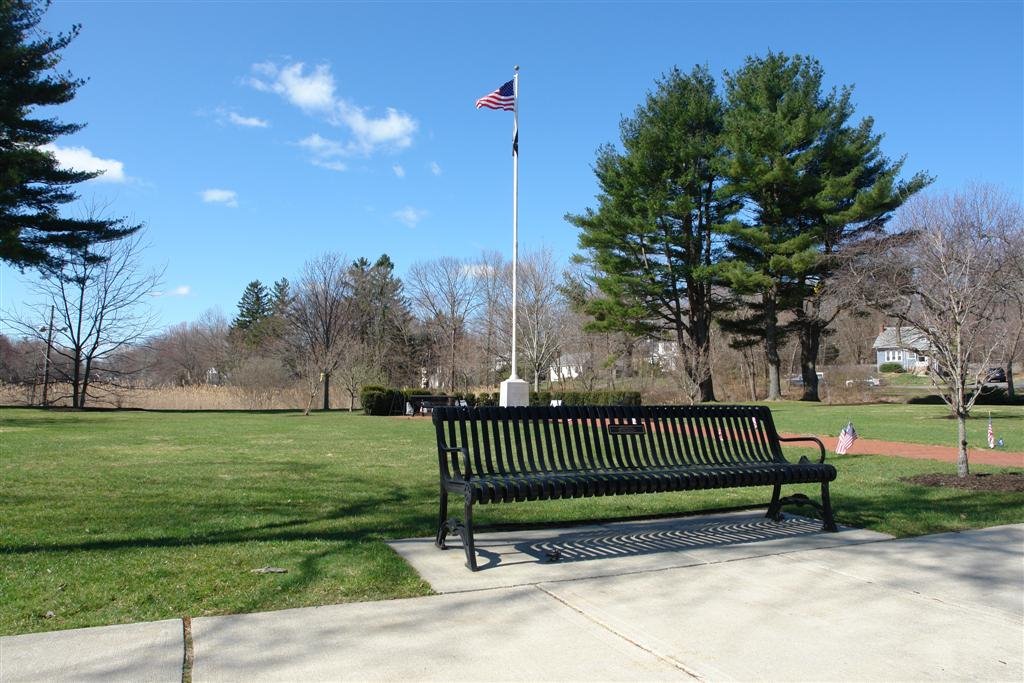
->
988, 413, 995, 449
835, 421, 858, 455
475, 79, 515, 110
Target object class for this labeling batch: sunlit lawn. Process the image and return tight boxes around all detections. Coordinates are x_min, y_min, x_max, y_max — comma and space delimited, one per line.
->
1, 404, 1021, 635
766, 401, 1024, 450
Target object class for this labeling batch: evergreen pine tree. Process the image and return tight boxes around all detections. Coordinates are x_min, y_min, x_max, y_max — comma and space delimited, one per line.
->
231, 280, 271, 347
568, 66, 738, 401
0, 0, 140, 270
271, 277, 291, 316
718, 52, 929, 400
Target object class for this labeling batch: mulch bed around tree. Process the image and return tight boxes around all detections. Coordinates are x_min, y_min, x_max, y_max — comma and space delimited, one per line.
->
902, 472, 1024, 493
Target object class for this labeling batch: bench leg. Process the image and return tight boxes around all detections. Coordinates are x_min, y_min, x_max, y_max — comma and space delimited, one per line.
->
821, 481, 838, 532
461, 498, 477, 571
434, 487, 449, 548
765, 484, 783, 522
769, 482, 839, 533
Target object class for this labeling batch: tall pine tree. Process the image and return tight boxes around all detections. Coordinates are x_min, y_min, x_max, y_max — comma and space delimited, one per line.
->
0, 0, 139, 270
719, 52, 929, 400
231, 280, 272, 347
568, 66, 739, 401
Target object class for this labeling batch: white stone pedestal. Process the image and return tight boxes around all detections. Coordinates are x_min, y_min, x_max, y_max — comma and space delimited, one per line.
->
499, 377, 530, 407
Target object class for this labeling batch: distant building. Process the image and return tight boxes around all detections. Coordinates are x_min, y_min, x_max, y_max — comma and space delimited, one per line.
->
646, 340, 679, 371
872, 326, 933, 372
549, 353, 587, 382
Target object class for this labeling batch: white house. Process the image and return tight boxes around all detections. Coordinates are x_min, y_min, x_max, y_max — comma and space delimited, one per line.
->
872, 326, 932, 372
549, 353, 587, 382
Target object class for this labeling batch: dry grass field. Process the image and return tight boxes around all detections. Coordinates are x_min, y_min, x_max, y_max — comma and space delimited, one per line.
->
0, 381, 316, 411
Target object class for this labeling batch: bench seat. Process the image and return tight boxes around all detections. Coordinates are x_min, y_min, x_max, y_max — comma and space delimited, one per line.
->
433, 404, 838, 570
455, 463, 835, 503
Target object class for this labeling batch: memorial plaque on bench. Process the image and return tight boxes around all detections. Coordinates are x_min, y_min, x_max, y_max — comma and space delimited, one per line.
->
608, 423, 645, 435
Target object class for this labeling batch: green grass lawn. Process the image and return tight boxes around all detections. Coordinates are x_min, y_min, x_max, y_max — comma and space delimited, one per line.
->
1, 405, 1022, 636
881, 373, 933, 387
767, 401, 1024, 450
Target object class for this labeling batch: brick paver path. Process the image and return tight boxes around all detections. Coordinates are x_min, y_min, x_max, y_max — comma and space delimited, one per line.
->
780, 433, 1024, 467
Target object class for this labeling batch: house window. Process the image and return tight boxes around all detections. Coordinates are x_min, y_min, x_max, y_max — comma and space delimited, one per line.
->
885, 350, 903, 362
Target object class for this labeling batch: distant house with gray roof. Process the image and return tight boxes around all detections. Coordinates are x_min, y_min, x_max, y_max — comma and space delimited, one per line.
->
872, 326, 933, 372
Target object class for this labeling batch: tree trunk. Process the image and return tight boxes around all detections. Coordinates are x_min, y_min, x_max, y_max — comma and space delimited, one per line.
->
303, 383, 318, 416
691, 293, 717, 402
1008, 360, 1015, 400
799, 323, 821, 402
450, 328, 457, 392
71, 349, 82, 408
956, 411, 969, 478
322, 372, 330, 411
764, 295, 782, 400
745, 350, 758, 401
80, 355, 93, 409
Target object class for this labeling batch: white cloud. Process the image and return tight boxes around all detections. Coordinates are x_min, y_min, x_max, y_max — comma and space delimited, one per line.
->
430, 161, 442, 176
392, 206, 427, 228
392, 164, 405, 178
246, 61, 336, 113
151, 285, 192, 298
247, 60, 417, 155
201, 189, 238, 207
298, 133, 345, 157
334, 102, 417, 154
40, 144, 127, 183
312, 159, 348, 172
298, 133, 348, 171
227, 111, 269, 128
462, 263, 494, 278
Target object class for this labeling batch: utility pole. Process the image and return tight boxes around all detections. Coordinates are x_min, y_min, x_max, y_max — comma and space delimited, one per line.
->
41, 305, 55, 407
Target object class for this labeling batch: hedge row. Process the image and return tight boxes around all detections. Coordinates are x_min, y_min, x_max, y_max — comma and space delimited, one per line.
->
879, 362, 906, 373
359, 386, 642, 416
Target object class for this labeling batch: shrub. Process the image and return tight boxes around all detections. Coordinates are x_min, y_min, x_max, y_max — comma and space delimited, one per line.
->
543, 390, 642, 406
360, 387, 405, 415
879, 362, 905, 373
475, 392, 498, 407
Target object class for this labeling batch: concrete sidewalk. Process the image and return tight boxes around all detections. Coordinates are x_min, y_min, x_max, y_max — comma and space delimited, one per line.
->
2, 517, 1021, 682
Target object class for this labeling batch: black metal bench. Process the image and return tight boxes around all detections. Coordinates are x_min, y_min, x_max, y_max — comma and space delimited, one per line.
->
433, 404, 838, 570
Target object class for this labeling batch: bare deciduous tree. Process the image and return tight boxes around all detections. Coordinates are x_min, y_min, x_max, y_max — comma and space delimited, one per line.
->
407, 257, 480, 392
517, 248, 565, 391
470, 250, 510, 387
998, 225, 1024, 399
846, 185, 1021, 476
147, 309, 229, 386
333, 340, 383, 411
285, 253, 355, 414
7, 231, 162, 407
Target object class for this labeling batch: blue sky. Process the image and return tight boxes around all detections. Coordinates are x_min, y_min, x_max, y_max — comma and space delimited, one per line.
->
2, 0, 1022, 331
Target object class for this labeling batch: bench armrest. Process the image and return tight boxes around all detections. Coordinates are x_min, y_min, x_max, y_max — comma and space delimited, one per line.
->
439, 445, 472, 480
777, 435, 827, 464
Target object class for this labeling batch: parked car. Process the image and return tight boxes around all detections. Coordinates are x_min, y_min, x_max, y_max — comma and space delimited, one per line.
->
984, 367, 1007, 383
845, 377, 883, 387
788, 372, 825, 387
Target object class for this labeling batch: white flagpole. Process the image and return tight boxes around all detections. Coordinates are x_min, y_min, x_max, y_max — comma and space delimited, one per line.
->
510, 65, 519, 381
499, 66, 528, 407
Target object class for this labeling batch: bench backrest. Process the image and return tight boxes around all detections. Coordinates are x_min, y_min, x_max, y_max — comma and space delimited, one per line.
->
433, 404, 786, 480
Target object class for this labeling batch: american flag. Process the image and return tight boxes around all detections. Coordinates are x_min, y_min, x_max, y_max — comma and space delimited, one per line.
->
475, 79, 515, 111
835, 421, 858, 455
988, 414, 995, 449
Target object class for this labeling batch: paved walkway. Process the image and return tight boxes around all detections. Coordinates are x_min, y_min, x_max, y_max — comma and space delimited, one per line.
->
780, 432, 1024, 467
2, 514, 1021, 681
